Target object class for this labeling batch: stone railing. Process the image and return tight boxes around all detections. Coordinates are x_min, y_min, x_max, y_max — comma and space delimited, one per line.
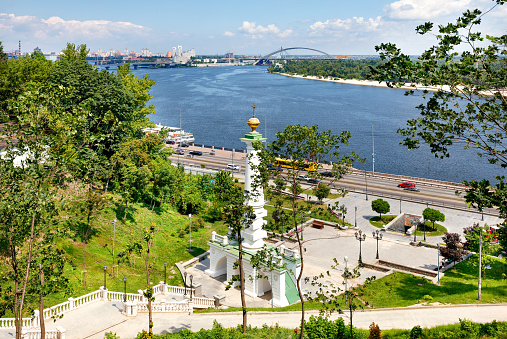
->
20, 327, 66, 339
138, 300, 192, 313
0, 282, 204, 329
191, 296, 216, 309
279, 245, 300, 259
211, 231, 229, 245
0, 317, 35, 329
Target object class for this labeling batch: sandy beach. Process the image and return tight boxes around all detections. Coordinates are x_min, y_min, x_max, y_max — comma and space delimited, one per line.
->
275, 72, 507, 97
276, 72, 450, 92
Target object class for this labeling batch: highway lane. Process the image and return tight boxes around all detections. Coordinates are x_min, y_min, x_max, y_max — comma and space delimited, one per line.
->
168, 145, 498, 216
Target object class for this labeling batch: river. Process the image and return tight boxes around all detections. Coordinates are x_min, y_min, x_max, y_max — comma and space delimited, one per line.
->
133, 65, 504, 183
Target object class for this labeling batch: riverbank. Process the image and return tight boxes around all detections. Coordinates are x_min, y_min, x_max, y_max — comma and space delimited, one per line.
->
274, 72, 450, 92
273, 72, 507, 97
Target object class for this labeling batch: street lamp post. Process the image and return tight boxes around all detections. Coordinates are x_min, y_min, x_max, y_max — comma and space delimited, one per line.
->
354, 206, 357, 228
112, 219, 117, 268
364, 170, 368, 201
399, 197, 401, 214
184, 272, 188, 296
164, 262, 167, 284
372, 230, 383, 259
103, 266, 107, 290
413, 218, 419, 242
354, 230, 366, 262
123, 276, 127, 302
189, 275, 193, 301
344, 256, 349, 296
188, 214, 192, 252
371, 123, 375, 176
437, 244, 440, 285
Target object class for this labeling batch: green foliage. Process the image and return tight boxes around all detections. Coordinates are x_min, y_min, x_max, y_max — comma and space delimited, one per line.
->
369, 215, 396, 228
422, 208, 445, 229
371, 2, 507, 221
371, 199, 390, 218
313, 183, 330, 203
268, 59, 385, 80
104, 332, 121, 339
409, 325, 423, 339
0, 54, 53, 122
463, 223, 495, 253
304, 315, 347, 339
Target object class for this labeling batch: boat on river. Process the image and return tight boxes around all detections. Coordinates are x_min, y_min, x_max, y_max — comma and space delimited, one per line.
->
142, 124, 195, 144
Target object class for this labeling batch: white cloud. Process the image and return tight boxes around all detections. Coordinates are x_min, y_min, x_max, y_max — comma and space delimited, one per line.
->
223, 31, 235, 37
238, 21, 293, 38
385, 0, 472, 20
0, 13, 150, 50
309, 16, 383, 37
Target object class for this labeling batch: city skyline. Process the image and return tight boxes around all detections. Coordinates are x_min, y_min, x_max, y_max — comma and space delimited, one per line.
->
1, 0, 505, 56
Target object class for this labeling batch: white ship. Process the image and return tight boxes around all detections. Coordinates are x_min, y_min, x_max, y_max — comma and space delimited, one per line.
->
142, 124, 195, 144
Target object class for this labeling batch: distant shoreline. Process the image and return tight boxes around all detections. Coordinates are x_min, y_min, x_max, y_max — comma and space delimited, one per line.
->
273, 72, 506, 97
273, 72, 446, 92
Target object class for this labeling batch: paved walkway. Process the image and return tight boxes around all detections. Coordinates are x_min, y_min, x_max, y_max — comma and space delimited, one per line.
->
3, 302, 507, 338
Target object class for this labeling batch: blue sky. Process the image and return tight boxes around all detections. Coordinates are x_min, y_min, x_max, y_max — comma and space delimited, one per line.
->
1, 0, 505, 55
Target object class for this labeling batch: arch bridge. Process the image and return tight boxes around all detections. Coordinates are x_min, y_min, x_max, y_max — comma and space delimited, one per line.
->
254, 47, 336, 65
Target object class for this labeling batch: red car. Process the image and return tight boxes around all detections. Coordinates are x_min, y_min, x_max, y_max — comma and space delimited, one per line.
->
397, 182, 416, 188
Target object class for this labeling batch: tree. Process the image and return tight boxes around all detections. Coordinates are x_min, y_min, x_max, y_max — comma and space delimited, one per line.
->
464, 223, 496, 278
223, 185, 255, 333
313, 182, 331, 203
370, 1, 507, 231
422, 207, 445, 229
254, 124, 358, 339
440, 233, 467, 265
0, 85, 91, 339
141, 225, 159, 337
59, 43, 88, 62
371, 199, 390, 220
463, 223, 495, 253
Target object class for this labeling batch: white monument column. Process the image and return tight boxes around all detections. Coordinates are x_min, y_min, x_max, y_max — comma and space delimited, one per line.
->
240, 105, 267, 252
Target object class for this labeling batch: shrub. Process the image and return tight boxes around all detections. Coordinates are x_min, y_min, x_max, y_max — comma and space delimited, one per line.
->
409, 325, 423, 339
305, 315, 347, 339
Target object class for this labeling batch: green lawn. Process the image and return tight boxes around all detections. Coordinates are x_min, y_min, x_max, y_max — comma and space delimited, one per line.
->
369, 215, 397, 228
30, 201, 229, 313
358, 254, 507, 308
417, 221, 448, 237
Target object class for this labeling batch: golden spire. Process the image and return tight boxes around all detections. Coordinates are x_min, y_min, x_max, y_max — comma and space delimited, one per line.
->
247, 103, 260, 133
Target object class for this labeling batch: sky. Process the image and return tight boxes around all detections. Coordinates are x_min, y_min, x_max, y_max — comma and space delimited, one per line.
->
1, 0, 505, 56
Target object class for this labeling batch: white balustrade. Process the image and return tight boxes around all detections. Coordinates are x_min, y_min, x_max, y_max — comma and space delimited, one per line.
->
284, 248, 300, 259
191, 296, 215, 308
1, 282, 215, 329
106, 291, 142, 302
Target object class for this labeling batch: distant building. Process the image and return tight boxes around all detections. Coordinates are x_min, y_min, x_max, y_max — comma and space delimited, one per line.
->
44, 53, 58, 62
173, 46, 195, 64
141, 48, 150, 57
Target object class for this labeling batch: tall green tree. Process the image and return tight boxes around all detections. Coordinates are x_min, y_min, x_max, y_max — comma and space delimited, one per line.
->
0, 85, 91, 339
223, 185, 255, 333
254, 124, 357, 339
371, 199, 390, 220
422, 207, 445, 229
370, 1, 507, 232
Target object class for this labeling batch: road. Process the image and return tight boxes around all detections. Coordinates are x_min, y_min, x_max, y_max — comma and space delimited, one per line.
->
169, 144, 497, 217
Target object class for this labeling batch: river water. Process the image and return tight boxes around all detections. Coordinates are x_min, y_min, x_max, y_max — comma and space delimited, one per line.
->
134, 66, 503, 183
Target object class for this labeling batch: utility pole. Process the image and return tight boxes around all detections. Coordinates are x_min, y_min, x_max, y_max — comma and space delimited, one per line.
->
478, 229, 482, 301
371, 123, 375, 176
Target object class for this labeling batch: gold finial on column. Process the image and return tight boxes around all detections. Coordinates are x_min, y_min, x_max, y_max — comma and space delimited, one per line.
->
247, 103, 260, 133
